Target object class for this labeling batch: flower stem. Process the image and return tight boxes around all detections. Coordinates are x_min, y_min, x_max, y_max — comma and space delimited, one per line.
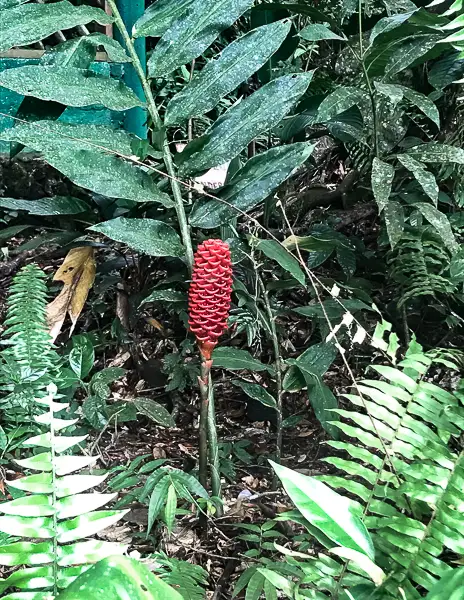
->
106, 0, 194, 271
206, 372, 222, 513
198, 358, 212, 528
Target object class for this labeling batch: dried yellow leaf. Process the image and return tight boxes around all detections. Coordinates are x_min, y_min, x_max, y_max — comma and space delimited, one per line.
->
47, 246, 96, 341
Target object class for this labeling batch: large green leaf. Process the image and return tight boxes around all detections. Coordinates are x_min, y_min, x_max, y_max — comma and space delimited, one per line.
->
371, 158, 395, 213
383, 35, 442, 77
401, 87, 440, 127
384, 200, 404, 248
0, 66, 143, 111
424, 567, 464, 600
0, 196, 89, 215
133, 398, 175, 428
304, 375, 339, 439
283, 342, 337, 391
270, 462, 375, 559
176, 73, 313, 175
258, 240, 306, 286
397, 155, 438, 203
147, 0, 255, 77
299, 23, 344, 41
56, 556, 183, 599
368, 11, 416, 45
165, 19, 292, 125
0, 0, 113, 52
414, 203, 459, 252
189, 143, 314, 228
316, 87, 366, 122
134, 0, 194, 38
89, 218, 184, 258
407, 143, 464, 164
232, 380, 277, 409
212, 347, 274, 373
0, 122, 171, 206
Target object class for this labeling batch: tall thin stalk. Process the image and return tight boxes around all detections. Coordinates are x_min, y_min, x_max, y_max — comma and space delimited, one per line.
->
106, 0, 194, 271
258, 277, 284, 488
206, 373, 222, 507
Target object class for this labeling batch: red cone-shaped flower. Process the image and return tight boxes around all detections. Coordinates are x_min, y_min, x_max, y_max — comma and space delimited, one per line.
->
188, 239, 232, 360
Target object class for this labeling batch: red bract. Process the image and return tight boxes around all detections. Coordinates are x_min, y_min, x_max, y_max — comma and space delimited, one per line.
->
188, 239, 233, 360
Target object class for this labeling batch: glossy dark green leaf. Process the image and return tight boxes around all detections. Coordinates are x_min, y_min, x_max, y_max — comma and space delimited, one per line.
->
0, 66, 143, 111
305, 375, 339, 439
83, 395, 108, 429
368, 11, 416, 45
371, 158, 395, 212
428, 51, 464, 90
383, 35, 442, 77
189, 143, 314, 228
89, 218, 184, 258
397, 155, 438, 203
299, 24, 345, 41
147, 476, 171, 534
165, 20, 292, 125
134, 398, 175, 428
141, 290, 186, 305
232, 380, 276, 409
258, 240, 306, 286
212, 348, 274, 373
316, 87, 366, 122
270, 461, 375, 559
0, 122, 171, 206
407, 142, 464, 164
401, 88, 440, 127
414, 203, 459, 252
147, 0, 255, 77
384, 200, 404, 248
0, 0, 113, 52
0, 196, 89, 216
69, 335, 95, 379
283, 342, 337, 392
134, 0, 194, 38
177, 73, 313, 175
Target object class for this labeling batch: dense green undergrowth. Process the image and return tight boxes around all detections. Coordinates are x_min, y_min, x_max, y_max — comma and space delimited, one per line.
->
2, 0, 464, 597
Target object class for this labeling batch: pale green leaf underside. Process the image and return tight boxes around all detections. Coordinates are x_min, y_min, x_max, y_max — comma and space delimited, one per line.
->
90, 217, 185, 258
0, 122, 171, 206
0, 0, 113, 52
0, 66, 144, 111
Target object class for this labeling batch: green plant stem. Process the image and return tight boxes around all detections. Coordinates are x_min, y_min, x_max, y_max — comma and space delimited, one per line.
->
258, 277, 284, 489
206, 373, 222, 513
356, 0, 379, 158
106, 0, 194, 272
49, 387, 58, 598
198, 358, 211, 528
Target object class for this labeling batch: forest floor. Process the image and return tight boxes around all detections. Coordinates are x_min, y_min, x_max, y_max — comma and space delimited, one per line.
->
0, 158, 385, 598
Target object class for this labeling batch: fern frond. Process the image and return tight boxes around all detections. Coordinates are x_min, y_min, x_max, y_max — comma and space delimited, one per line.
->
0, 265, 60, 420
0, 384, 127, 598
388, 228, 455, 307
320, 340, 464, 598
1, 265, 56, 375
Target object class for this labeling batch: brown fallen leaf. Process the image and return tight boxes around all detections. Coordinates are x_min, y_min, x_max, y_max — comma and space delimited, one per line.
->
47, 246, 96, 341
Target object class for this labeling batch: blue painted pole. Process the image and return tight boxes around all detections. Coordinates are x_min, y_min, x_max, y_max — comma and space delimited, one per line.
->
114, 0, 147, 139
